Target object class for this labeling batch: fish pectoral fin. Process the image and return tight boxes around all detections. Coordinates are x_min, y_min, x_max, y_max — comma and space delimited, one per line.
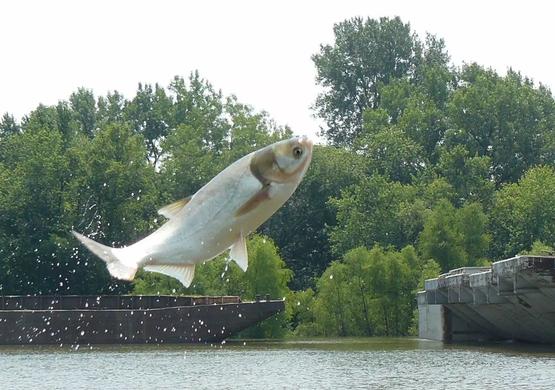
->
144, 264, 196, 287
158, 196, 192, 219
229, 233, 248, 271
235, 186, 271, 217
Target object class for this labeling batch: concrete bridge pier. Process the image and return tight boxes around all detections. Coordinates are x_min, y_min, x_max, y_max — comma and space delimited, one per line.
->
418, 256, 555, 344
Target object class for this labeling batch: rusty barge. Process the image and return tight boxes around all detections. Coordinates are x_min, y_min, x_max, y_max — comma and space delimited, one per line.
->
418, 255, 555, 344
0, 295, 284, 345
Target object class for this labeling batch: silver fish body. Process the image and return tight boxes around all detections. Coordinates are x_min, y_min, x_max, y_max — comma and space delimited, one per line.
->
73, 136, 313, 287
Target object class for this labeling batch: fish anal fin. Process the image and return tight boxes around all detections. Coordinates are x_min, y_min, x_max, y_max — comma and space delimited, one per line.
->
235, 186, 270, 217
158, 196, 192, 219
144, 264, 196, 287
229, 233, 248, 271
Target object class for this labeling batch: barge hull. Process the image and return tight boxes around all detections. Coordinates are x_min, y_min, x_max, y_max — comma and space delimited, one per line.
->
0, 295, 284, 345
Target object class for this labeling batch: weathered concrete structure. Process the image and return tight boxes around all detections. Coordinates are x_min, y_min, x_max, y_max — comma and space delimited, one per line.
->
418, 255, 555, 344
0, 295, 284, 345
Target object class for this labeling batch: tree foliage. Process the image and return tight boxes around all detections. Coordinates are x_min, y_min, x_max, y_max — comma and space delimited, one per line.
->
329, 175, 419, 254
313, 16, 450, 146
490, 166, 555, 258
418, 200, 490, 272
299, 245, 426, 337
1, 15, 554, 338
260, 145, 366, 289
446, 67, 555, 185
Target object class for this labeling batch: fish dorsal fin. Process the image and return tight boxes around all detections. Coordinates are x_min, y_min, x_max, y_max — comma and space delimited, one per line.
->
143, 264, 196, 287
158, 196, 192, 219
235, 186, 271, 217
229, 233, 248, 271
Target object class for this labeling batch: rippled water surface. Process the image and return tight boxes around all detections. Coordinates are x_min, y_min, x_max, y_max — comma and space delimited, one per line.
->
1, 338, 555, 389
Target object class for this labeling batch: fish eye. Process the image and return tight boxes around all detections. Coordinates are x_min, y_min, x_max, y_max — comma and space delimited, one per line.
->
293, 146, 303, 159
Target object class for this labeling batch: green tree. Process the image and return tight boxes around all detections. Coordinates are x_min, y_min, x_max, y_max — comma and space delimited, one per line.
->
355, 123, 426, 183
418, 259, 442, 289
342, 247, 374, 335
311, 261, 351, 336
55, 101, 80, 143
490, 166, 555, 257
66, 123, 159, 293
436, 145, 494, 207
0, 113, 19, 136
302, 245, 422, 337
446, 65, 555, 184
329, 175, 418, 255
418, 200, 490, 271
313, 16, 423, 145
396, 91, 447, 163
457, 202, 491, 262
160, 74, 289, 201
286, 288, 317, 336
161, 123, 223, 199
21, 104, 60, 133
413, 34, 453, 107
125, 83, 173, 165
0, 126, 71, 294
378, 69, 450, 163
70, 88, 97, 136
314, 17, 451, 147
238, 236, 293, 338
261, 145, 366, 289
170, 72, 227, 150
240, 236, 292, 300
0, 113, 20, 162
97, 91, 126, 125
520, 241, 554, 256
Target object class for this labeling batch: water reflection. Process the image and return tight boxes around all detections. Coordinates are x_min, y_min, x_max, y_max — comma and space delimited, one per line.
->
1, 338, 554, 389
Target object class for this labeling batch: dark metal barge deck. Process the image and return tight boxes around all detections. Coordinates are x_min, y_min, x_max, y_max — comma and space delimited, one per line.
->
0, 295, 284, 345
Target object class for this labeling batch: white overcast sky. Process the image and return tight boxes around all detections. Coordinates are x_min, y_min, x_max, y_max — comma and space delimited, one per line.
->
1, 0, 553, 140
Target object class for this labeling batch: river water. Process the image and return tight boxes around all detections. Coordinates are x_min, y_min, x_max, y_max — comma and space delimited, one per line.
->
1, 338, 554, 389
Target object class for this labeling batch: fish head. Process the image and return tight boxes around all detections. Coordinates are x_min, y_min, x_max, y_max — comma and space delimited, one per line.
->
250, 136, 313, 185
273, 135, 313, 178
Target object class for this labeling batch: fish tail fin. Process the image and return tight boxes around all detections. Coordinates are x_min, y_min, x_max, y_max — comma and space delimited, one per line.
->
72, 231, 139, 281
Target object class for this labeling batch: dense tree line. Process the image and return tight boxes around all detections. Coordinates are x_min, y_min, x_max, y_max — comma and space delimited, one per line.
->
1, 16, 554, 337
0, 72, 289, 296
293, 16, 554, 336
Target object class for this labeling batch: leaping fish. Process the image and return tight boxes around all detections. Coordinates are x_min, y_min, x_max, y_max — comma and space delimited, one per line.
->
72, 136, 313, 287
